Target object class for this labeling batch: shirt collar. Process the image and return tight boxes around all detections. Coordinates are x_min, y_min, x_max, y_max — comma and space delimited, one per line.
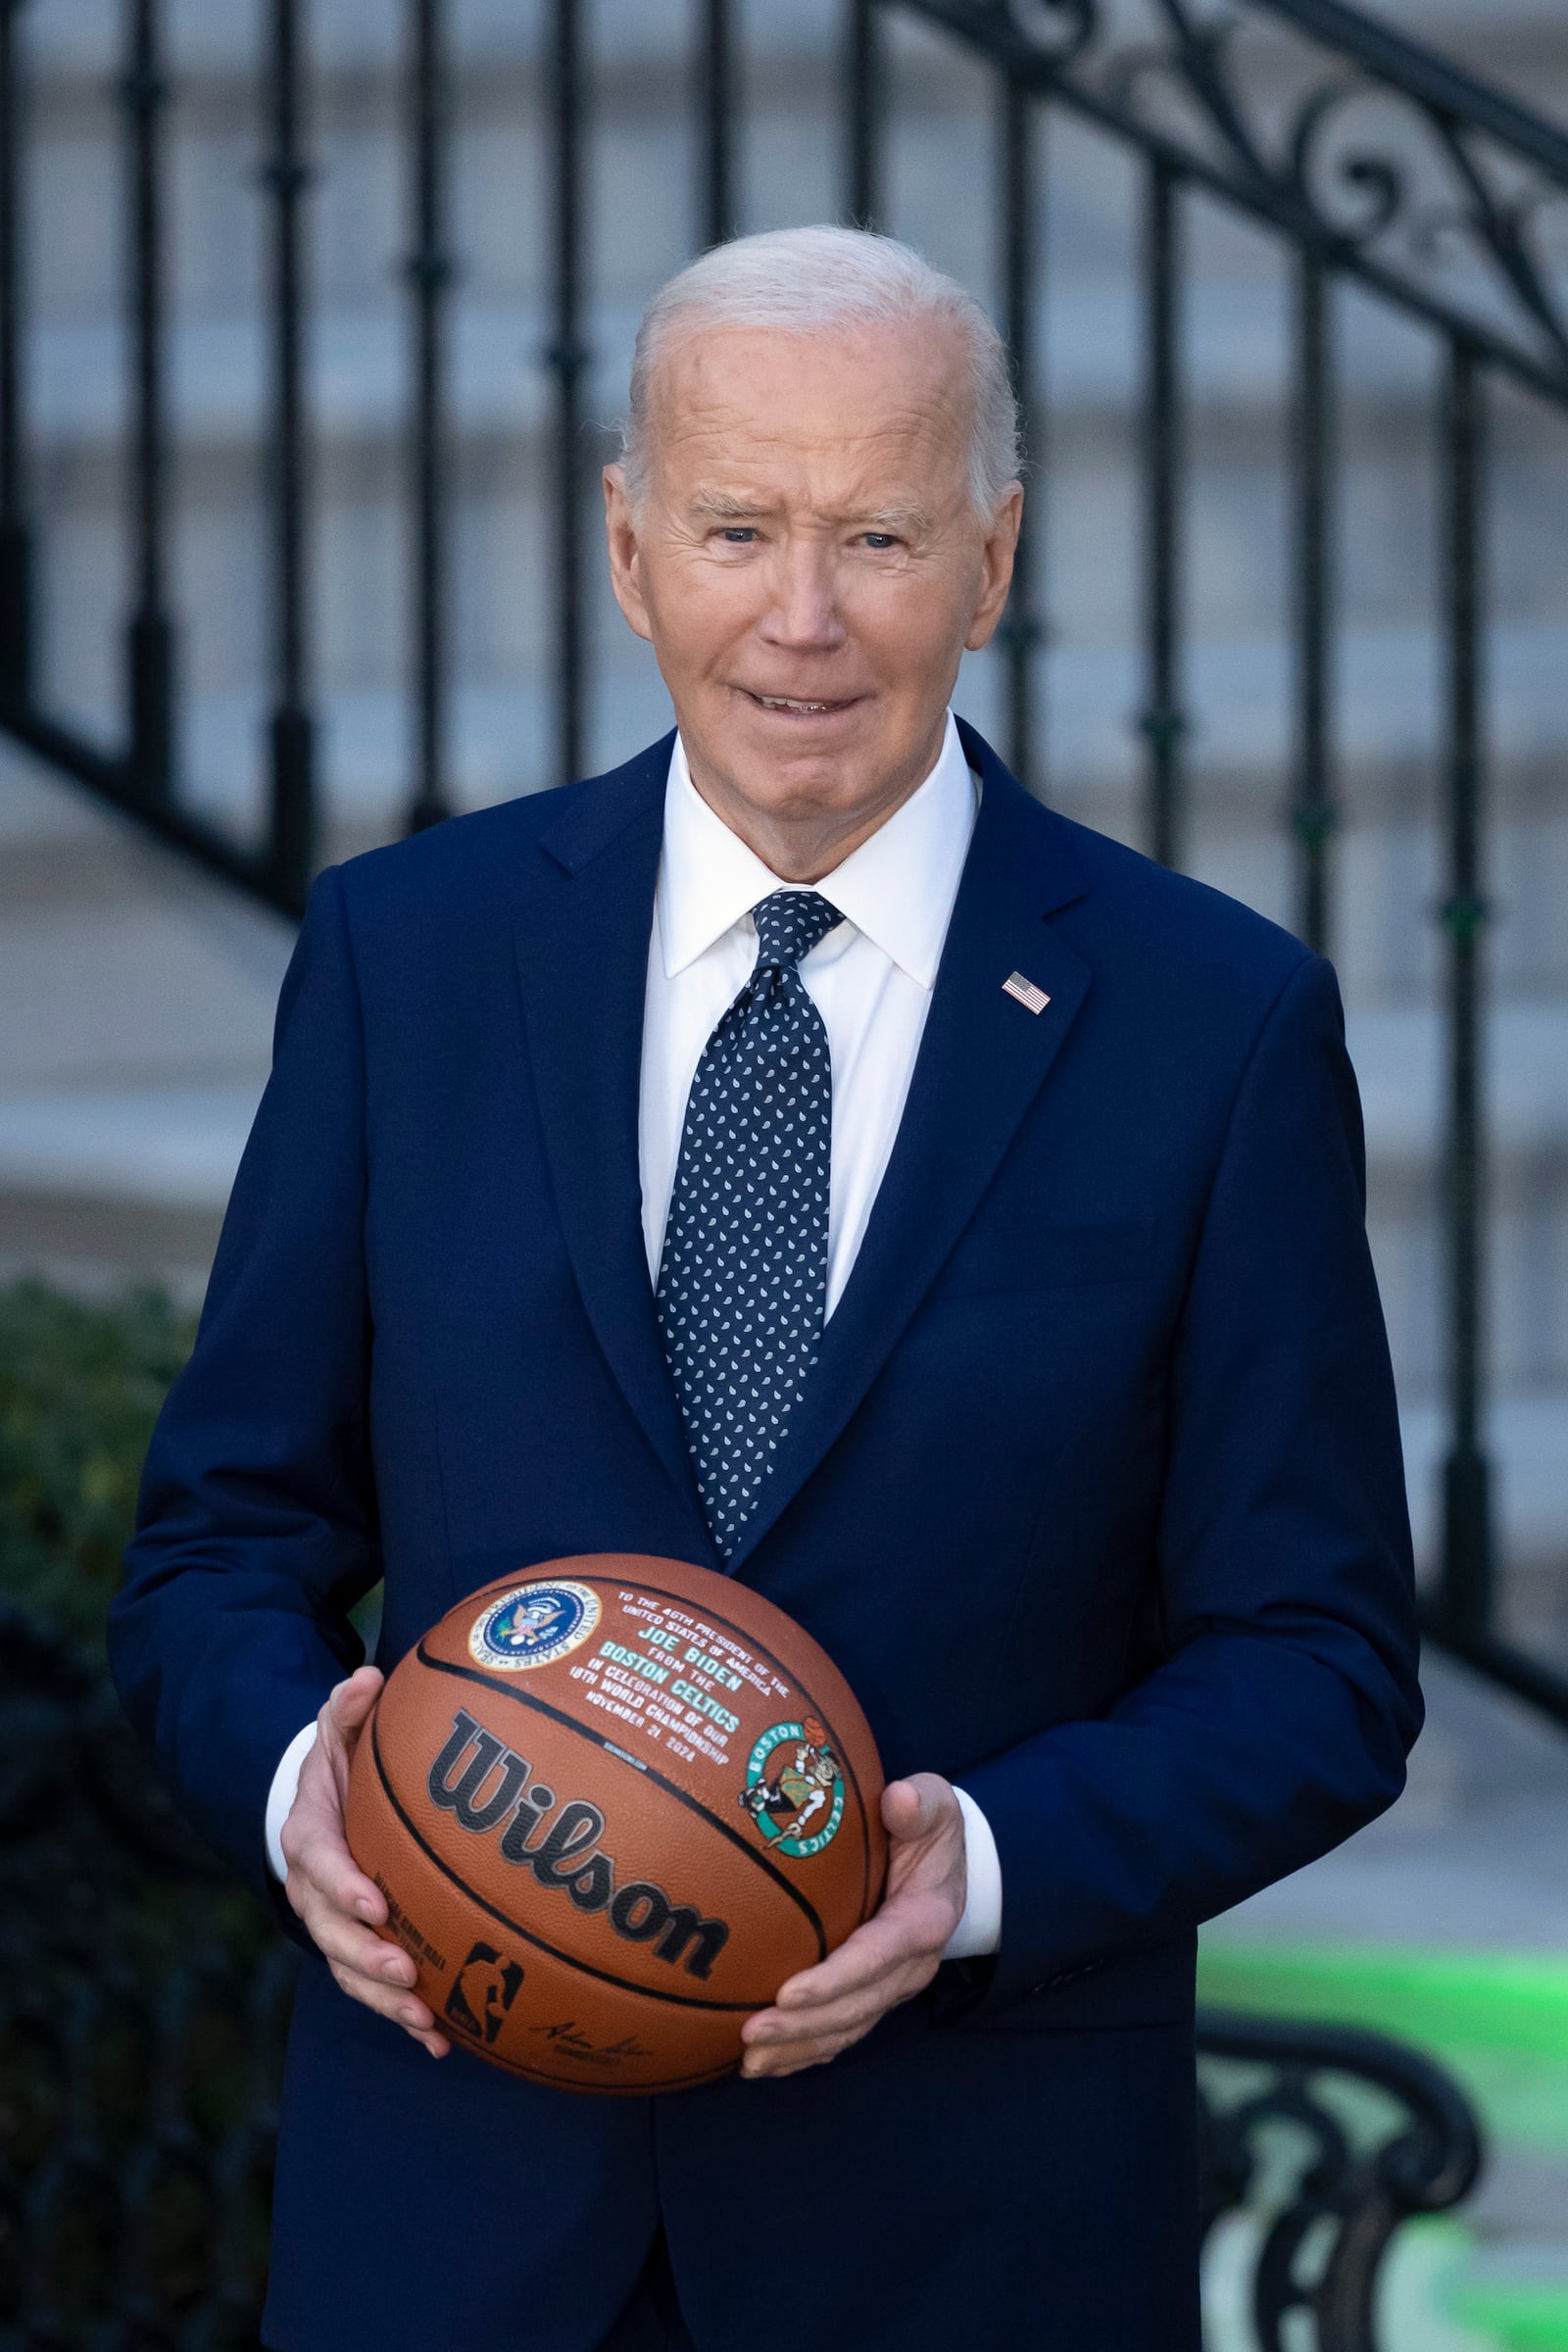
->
658, 710, 977, 989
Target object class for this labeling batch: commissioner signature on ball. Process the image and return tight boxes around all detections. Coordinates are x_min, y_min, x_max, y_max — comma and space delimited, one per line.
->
531, 2020, 655, 2066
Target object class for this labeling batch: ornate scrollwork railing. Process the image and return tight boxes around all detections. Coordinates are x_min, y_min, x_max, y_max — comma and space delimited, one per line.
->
0, 1611, 1484, 2350
1198, 2007, 1485, 2351
914, 0, 1568, 401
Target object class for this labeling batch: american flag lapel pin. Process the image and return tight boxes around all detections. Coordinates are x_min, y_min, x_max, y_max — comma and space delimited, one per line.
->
1002, 971, 1051, 1015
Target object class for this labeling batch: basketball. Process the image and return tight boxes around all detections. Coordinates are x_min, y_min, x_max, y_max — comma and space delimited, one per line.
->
344, 1553, 888, 2093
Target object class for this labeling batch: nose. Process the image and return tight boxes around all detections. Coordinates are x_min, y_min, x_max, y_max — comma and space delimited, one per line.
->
758, 540, 847, 656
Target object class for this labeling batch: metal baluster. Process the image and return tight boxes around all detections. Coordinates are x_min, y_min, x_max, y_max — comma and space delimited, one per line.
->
698, 0, 734, 249
1292, 250, 1336, 953
263, 0, 315, 908
122, 0, 173, 808
1141, 157, 1186, 868
846, 0, 880, 230
405, 0, 454, 834
548, 0, 586, 791
0, 0, 30, 699
1000, 75, 1042, 797
1439, 338, 1493, 1642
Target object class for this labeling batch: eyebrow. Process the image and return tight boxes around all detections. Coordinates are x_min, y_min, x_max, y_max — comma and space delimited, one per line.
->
687, 491, 935, 534
688, 493, 772, 521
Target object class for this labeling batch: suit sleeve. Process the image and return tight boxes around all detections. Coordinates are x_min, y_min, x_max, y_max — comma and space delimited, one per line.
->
958, 952, 1423, 2009
109, 864, 381, 1898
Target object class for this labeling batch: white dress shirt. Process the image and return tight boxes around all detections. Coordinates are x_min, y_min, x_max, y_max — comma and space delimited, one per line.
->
642, 715, 973, 1319
266, 710, 1004, 1961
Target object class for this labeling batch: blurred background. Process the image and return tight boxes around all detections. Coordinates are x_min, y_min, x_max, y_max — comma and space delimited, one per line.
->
0, 2, 1565, 2345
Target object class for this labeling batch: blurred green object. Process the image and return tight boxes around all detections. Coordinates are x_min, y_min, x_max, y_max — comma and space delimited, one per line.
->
1448, 2283, 1568, 2352
1199, 1938, 1568, 2159
1200, 1936, 1568, 2350
0, 1276, 197, 1648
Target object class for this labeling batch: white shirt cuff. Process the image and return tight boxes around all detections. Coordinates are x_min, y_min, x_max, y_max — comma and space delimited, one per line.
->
944, 1785, 1003, 1959
264, 1728, 1004, 1955
265, 1721, 320, 1881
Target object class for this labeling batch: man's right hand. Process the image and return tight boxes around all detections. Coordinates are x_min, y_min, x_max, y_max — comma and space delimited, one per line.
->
279, 1665, 451, 2059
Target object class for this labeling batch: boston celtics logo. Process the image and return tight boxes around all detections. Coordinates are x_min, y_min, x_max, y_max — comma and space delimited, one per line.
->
739, 1717, 844, 1859
469, 1580, 600, 1673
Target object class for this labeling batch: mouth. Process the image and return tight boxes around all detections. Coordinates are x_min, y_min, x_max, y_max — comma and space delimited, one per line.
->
739, 688, 862, 719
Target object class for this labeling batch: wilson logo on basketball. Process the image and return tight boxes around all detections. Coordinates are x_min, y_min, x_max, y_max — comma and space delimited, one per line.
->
428, 1708, 731, 1982
344, 1554, 889, 2093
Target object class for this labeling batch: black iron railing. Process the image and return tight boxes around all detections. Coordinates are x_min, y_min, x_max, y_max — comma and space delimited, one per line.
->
0, 2, 1564, 1721
405, 0, 454, 841
0, 1610, 1484, 2351
909, 0, 1568, 1723
262, 0, 315, 905
1199, 2008, 1483, 2351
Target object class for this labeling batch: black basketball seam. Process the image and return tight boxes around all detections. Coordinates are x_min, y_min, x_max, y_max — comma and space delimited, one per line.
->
368, 1710, 759, 2012
578, 1574, 879, 1924
447, 1563, 881, 1926
413, 1645, 829, 1960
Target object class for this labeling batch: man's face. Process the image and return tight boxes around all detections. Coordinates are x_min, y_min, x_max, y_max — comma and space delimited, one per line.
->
603, 318, 1021, 873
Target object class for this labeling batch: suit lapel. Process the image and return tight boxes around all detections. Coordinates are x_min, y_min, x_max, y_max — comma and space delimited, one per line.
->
727, 726, 1093, 1573
512, 736, 717, 1558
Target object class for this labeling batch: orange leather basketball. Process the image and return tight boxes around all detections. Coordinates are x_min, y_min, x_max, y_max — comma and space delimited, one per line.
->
345, 1553, 888, 2093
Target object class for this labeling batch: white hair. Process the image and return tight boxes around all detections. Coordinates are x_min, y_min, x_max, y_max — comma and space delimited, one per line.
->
620, 224, 1022, 518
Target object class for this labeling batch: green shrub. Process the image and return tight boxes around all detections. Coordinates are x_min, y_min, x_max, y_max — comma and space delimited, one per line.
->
0, 1277, 197, 1647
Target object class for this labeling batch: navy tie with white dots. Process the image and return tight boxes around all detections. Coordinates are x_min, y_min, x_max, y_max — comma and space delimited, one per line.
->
656, 888, 844, 1559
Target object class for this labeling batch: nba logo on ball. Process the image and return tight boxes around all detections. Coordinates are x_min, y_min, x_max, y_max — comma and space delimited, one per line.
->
468, 1579, 601, 1671
347, 1553, 890, 2091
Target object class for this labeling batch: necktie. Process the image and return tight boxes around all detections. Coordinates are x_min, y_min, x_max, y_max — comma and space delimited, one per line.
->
657, 888, 844, 1558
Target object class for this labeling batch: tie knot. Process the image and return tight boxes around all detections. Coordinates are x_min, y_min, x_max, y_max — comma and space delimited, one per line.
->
751, 889, 841, 976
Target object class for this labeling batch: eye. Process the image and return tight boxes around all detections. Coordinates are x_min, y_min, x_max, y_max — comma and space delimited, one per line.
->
861, 532, 901, 551
718, 526, 757, 544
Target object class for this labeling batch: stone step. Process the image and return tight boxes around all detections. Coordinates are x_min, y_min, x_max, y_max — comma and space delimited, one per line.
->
2, 1062, 1561, 1578
1, 762, 1563, 1567
19, 289, 1541, 447
18, 619, 1568, 837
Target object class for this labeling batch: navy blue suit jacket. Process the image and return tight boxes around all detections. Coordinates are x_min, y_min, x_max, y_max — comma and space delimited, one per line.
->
112, 721, 1421, 2352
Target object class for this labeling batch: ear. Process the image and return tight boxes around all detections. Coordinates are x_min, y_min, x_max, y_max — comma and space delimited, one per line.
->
963, 484, 1024, 654
604, 464, 655, 645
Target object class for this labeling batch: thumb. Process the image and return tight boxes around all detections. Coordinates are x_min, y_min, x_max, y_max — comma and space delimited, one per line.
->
324, 1664, 384, 1745
881, 1776, 939, 1843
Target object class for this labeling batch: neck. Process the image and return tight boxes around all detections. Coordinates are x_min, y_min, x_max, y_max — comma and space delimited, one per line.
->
682, 718, 947, 883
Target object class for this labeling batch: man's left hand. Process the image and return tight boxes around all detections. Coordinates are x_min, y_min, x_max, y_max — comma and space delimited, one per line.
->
739, 1773, 966, 2080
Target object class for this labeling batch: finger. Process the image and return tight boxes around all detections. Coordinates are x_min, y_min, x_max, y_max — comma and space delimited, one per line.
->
743, 2025, 860, 2080
296, 1899, 419, 1990
283, 1802, 388, 1927
286, 1837, 388, 1932
770, 1894, 953, 2011
880, 1776, 933, 1840
743, 1961, 934, 2053
747, 2043, 853, 2080
745, 2002, 876, 2056
325, 1958, 435, 2032
324, 1663, 384, 1727
320, 1957, 450, 2057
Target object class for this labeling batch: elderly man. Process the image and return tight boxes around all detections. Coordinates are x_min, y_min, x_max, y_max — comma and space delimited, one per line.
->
113, 226, 1421, 2352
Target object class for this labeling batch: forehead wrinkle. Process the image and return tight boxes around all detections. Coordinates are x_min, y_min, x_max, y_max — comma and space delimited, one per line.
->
668, 399, 963, 464
651, 318, 975, 445
652, 362, 973, 508
685, 485, 937, 535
